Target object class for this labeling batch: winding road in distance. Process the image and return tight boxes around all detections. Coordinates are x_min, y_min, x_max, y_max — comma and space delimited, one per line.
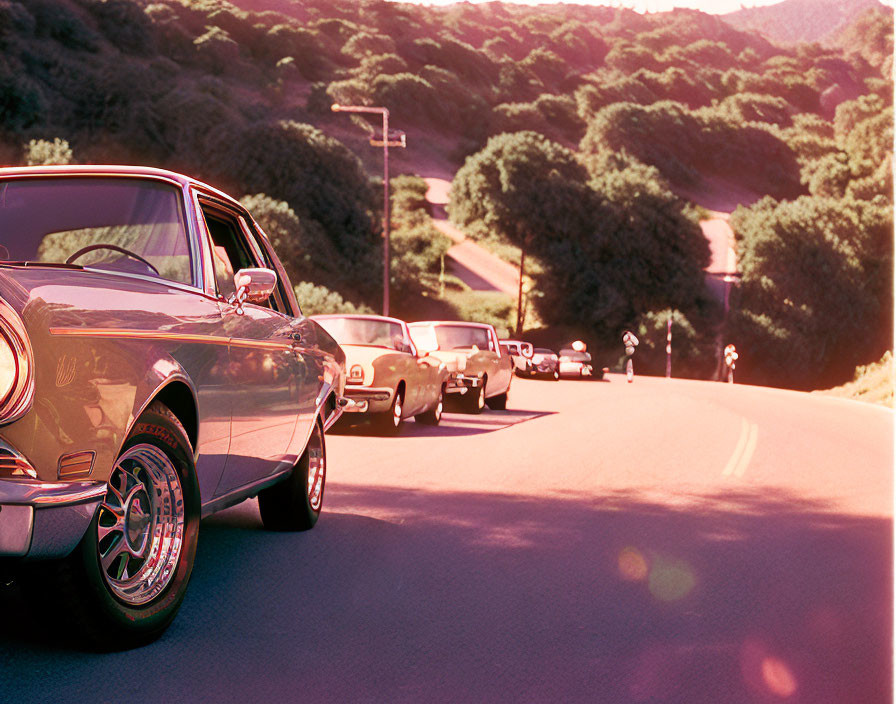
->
2, 375, 891, 703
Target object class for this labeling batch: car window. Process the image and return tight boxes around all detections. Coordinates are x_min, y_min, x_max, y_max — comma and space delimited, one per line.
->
0, 177, 193, 285
246, 220, 294, 316
317, 317, 407, 351
201, 208, 255, 300
199, 204, 284, 314
431, 325, 491, 350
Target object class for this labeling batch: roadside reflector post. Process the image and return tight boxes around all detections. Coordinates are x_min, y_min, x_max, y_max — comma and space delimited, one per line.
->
665, 313, 672, 379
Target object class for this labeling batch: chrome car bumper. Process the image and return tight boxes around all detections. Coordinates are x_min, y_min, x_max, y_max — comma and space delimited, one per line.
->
0, 478, 106, 559
342, 385, 394, 413
446, 373, 483, 394
558, 362, 593, 376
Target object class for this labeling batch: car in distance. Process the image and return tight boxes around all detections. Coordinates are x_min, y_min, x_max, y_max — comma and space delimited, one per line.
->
0, 165, 346, 649
408, 321, 513, 413
558, 341, 594, 378
499, 339, 534, 377
529, 347, 561, 380
311, 314, 448, 434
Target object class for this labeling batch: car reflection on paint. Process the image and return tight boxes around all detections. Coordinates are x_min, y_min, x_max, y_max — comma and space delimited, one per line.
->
0, 165, 346, 650
311, 314, 449, 434
408, 321, 513, 413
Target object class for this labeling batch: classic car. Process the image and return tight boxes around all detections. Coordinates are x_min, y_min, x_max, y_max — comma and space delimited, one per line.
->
558, 341, 594, 378
0, 165, 346, 649
311, 314, 448, 434
408, 321, 513, 413
498, 339, 534, 377
528, 347, 561, 380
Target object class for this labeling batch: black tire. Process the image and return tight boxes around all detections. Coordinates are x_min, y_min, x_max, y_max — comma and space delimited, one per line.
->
32, 402, 200, 651
463, 379, 486, 414
375, 386, 405, 435
259, 418, 326, 531
416, 385, 444, 426
488, 389, 508, 410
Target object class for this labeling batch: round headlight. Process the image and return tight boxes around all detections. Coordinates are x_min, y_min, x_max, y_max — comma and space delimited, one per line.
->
0, 304, 34, 424
0, 330, 17, 405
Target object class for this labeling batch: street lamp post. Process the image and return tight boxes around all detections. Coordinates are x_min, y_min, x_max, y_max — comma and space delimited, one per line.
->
331, 103, 406, 317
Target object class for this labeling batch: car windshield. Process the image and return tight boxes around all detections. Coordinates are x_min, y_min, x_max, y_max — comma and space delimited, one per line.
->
431, 325, 491, 350
560, 349, 591, 361
0, 177, 192, 285
316, 317, 406, 350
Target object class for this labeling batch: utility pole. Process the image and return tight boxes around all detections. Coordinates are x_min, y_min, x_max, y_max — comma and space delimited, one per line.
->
331, 104, 406, 316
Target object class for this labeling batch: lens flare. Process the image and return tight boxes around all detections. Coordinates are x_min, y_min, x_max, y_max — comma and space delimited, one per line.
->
761, 657, 797, 698
619, 547, 648, 581
647, 557, 696, 602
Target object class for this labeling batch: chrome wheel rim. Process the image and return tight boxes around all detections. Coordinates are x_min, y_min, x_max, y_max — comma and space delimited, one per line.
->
307, 424, 325, 513
97, 444, 184, 606
477, 386, 485, 409
392, 395, 402, 427
434, 392, 443, 421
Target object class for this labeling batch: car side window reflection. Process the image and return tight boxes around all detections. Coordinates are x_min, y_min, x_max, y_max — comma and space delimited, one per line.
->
201, 207, 255, 300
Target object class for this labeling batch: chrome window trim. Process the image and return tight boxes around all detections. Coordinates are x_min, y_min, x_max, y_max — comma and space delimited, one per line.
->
193, 194, 292, 317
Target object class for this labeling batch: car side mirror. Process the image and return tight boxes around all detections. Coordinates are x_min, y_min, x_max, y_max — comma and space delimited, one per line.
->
230, 267, 277, 313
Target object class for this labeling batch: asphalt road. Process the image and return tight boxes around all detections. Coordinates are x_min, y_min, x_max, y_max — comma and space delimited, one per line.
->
1, 375, 892, 703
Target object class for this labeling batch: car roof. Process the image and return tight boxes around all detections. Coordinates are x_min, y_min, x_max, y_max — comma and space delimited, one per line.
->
311, 313, 407, 326
409, 320, 493, 330
0, 164, 240, 207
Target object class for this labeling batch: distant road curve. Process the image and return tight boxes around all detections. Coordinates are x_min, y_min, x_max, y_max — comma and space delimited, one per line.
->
424, 177, 519, 296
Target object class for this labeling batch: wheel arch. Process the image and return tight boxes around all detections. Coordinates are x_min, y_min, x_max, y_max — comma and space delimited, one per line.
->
125, 375, 199, 458
153, 380, 199, 452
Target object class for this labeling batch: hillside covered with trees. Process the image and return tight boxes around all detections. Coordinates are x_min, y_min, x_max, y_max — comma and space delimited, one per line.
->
0, 0, 891, 390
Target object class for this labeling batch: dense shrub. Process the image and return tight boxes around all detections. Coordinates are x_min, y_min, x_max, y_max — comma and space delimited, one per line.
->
25, 137, 73, 165
582, 100, 803, 198
294, 281, 373, 316
220, 120, 380, 297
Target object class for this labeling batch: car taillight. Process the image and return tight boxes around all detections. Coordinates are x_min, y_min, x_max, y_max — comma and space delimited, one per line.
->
0, 303, 34, 424
348, 364, 365, 384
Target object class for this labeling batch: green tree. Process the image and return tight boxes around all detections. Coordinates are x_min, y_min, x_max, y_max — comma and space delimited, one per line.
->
449, 132, 710, 338
730, 195, 892, 389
